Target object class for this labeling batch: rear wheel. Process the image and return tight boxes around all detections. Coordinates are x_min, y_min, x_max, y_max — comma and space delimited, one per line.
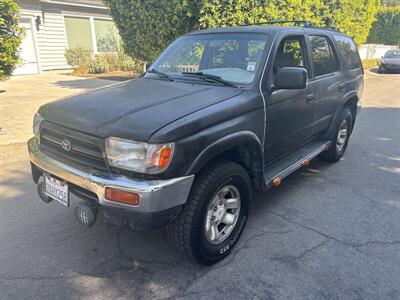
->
320, 107, 353, 162
167, 160, 251, 265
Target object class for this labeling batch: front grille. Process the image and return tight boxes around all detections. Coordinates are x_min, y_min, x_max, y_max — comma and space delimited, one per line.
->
40, 123, 108, 171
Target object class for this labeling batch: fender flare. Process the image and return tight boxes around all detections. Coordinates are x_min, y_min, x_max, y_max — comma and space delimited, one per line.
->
186, 131, 264, 176
325, 91, 359, 137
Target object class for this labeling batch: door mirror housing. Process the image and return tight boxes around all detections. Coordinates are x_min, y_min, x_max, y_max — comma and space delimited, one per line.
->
273, 67, 307, 90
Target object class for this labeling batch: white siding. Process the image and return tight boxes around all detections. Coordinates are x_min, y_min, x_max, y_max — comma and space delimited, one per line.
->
38, 5, 70, 70
16, 0, 112, 71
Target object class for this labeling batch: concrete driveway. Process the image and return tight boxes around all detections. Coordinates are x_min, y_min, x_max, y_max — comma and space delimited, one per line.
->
0, 72, 399, 299
0, 71, 117, 146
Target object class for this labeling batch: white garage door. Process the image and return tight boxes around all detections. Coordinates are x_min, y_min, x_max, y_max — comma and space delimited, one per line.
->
13, 19, 40, 75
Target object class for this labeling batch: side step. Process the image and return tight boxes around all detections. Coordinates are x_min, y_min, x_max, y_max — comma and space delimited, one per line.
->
264, 140, 331, 188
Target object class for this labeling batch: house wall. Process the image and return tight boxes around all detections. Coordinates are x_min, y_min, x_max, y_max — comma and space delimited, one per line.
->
16, 0, 111, 71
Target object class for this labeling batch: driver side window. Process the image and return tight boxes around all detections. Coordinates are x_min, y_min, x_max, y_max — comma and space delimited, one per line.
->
273, 37, 307, 75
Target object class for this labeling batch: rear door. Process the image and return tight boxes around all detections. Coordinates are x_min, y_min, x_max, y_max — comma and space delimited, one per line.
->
307, 34, 345, 135
333, 34, 364, 102
263, 33, 317, 163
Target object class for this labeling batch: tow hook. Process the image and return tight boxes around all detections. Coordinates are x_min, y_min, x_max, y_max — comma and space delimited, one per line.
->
74, 202, 98, 228
37, 181, 53, 203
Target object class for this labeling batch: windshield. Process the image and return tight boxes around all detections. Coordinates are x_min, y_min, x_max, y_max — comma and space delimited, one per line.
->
146, 33, 270, 86
384, 50, 400, 59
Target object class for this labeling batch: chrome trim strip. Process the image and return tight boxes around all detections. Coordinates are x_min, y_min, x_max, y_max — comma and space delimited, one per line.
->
28, 137, 194, 213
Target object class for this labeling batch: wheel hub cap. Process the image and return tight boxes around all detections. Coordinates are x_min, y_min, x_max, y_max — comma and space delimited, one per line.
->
205, 185, 241, 244
337, 119, 348, 152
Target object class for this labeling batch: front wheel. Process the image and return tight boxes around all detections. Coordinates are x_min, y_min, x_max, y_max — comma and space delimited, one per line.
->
320, 107, 353, 162
167, 160, 251, 265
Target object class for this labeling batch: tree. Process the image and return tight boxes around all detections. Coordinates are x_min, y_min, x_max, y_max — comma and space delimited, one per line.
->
367, 6, 400, 45
199, 0, 327, 28
322, 0, 380, 46
106, 0, 380, 62
199, 0, 380, 46
0, 0, 24, 79
104, 0, 199, 62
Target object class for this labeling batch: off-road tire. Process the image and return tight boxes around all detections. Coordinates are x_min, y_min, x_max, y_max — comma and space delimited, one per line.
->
167, 160, 251, 265
320, 107, 353, 162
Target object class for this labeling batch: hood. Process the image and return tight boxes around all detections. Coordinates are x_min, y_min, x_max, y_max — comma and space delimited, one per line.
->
39, 78, 243, 141
381, 58, 400, 65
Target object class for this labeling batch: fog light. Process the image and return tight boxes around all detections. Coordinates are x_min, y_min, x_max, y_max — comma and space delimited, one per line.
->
105, 188, 140, 206
74, 202, 97, 227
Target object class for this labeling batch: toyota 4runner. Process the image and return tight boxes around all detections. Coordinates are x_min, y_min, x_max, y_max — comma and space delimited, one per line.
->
28, 23, 363, 265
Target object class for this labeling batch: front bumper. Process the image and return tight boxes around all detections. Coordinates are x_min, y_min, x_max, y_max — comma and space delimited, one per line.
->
28, 137, 194, 218
379, 64, 400, 70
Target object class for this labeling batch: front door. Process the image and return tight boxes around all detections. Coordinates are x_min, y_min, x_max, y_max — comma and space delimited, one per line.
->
263, 35, 316, 163
13, 18, 40, 75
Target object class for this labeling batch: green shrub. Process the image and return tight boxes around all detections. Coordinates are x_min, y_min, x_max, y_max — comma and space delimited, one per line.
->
99, 53, 118, 71
65, 47, 92, 73
65, 46, 144, 74
362, 59, 379, 69
0, 0, 24, 79
117, 53, 144, 73
88, 55, 110, 74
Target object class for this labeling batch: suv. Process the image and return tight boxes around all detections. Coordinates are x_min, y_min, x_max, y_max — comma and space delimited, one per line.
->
28, 24, 363, 265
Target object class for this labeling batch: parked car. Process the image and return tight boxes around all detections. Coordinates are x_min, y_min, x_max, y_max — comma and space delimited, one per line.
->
28, 22, 363, 265
378, 49, 400, 73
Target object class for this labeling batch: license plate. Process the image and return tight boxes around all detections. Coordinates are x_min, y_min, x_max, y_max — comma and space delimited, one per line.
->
44, 175, 69, 207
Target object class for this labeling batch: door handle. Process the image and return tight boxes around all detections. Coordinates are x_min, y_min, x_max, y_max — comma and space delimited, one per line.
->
338, 84, 346, 91
306, 93, 316, 103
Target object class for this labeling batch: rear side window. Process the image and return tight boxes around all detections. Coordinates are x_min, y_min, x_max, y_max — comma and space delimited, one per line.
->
334, 35, 362, 70
309, 35, 338, 77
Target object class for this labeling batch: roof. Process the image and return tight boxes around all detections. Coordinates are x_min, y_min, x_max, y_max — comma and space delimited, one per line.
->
187, 25, 348, 37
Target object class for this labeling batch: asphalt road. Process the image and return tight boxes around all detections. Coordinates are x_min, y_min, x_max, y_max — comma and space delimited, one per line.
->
1, 71, 399, 299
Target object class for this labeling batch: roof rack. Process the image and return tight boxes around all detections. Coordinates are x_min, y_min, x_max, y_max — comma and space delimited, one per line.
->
239, 20, 341, 32
318, 26, 340, 32
239, 20, 315, 27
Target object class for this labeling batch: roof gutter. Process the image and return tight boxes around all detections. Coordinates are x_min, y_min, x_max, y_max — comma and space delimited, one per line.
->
40, 0, 109, 10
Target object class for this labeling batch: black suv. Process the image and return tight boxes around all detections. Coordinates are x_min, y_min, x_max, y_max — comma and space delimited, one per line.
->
28, 24, 363, 265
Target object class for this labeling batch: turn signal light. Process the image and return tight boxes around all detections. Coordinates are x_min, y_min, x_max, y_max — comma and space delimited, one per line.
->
302, 159, 310, 167
272, 177, 282, 186
157, 146, 173, 169
105, 188, 140, 206
322, 144, 329, 151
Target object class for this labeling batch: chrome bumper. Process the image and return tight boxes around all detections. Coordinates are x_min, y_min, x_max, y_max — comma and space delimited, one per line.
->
28, 137, 194, 213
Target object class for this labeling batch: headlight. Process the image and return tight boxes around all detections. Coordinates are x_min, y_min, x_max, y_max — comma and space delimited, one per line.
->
33, 113, 43, 140
105, 137, 174, 174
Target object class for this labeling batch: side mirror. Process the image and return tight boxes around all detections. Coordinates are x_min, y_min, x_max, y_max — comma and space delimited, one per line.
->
145, 62, 153, 71
273, 67, 307, 90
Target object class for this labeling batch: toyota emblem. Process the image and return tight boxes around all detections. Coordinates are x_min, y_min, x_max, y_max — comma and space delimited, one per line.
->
61, 139, 72, 152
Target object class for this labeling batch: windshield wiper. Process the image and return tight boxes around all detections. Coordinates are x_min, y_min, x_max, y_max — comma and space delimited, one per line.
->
181, 72, 236, 87
147, 69, 174, 81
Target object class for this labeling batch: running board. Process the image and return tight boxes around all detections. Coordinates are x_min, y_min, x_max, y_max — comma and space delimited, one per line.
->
264, 140, 331, 188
